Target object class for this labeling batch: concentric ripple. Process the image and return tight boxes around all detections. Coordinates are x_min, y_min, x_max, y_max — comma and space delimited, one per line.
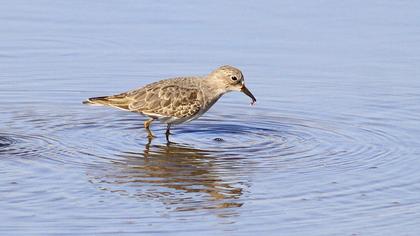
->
173, 114, 402, 173
0, 132, 64, 160
1, 107, 405, 180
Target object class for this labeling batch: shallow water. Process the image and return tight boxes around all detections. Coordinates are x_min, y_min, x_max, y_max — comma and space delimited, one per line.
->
1, 1, 420, 235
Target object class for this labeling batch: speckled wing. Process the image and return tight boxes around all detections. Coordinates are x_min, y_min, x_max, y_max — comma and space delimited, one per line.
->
127, 79, 203, 120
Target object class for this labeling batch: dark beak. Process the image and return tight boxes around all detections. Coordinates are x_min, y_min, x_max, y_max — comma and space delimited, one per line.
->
240, 84, 257, 105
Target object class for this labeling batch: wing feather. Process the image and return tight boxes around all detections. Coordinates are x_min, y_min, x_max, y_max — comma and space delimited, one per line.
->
127, 79, 203, 119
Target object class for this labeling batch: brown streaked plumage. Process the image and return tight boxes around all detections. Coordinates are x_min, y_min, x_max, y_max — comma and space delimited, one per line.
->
83, 65, 256, 139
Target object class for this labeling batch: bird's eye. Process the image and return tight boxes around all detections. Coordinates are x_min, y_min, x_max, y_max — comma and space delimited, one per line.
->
231, 76, 238, 81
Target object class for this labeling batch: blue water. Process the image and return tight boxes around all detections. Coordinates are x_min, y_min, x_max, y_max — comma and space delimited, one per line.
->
1, 1, 420, 235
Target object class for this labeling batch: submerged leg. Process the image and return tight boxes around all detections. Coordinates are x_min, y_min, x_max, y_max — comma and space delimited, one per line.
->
166, 124, 172, 135
165, 124, 171, 141
144, 118, 156, 138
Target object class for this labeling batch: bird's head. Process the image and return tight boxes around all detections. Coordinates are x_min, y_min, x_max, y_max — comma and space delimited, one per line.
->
209, 65, 256, 105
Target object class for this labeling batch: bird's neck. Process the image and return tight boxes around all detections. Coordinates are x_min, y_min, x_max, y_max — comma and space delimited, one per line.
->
199, 78, 229, 112
202, 77, 228, 99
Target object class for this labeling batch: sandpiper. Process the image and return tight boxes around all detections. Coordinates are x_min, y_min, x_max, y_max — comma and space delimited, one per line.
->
83, 65, 256, 139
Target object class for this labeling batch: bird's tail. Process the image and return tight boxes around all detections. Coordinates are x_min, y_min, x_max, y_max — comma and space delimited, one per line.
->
83, 93, 131, 110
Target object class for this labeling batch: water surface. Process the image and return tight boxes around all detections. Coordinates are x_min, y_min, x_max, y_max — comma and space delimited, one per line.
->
1, 1, 420, 235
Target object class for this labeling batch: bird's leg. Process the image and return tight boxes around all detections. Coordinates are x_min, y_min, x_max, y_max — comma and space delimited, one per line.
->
144, 137, 152, 158
144, 118, 155, 138
166, 124, 172, 135
165, 124, 172, 141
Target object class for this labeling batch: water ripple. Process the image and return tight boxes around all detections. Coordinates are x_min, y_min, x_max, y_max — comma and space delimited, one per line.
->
0, 104, 416, 225
0, 132, 64, 160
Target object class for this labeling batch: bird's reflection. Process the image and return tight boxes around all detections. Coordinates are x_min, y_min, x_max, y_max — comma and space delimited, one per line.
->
89, 139, 244, 212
